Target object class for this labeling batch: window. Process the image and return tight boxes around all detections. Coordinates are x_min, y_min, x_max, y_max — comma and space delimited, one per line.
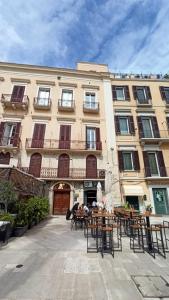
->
61, 89, 73, 107
86, 127, 96, 149
142, 118, 153, 138
37, 88, 50, 106
160, 86, 169, 103
123, 152, 133, 171
137, 88, 146, 102
116, 87, 125, 100
85, 92, 97, 108
2, 123, 17, 146
112, 86, 130, 101
133, 86, 151, 104
11, 85, 25, 102
148, 152, 159, 176
119, 117, 129, 134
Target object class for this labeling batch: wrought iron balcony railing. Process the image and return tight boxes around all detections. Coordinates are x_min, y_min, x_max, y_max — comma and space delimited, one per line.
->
1, 94, 29, 109
33, 97, 51, 109
139, 130, 169, 142
20, 167, 105, 179
25, 139, 102, 151
58, 99, 75, 111
83, 101, 99, 113
0, 136, 20, 148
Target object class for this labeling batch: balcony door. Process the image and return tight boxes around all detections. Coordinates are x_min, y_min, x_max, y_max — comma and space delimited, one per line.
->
61, 90, 73, 107
59, 125, 71, 149
11, 85, 25, 102
86, 155, 97, 178
58, 154, 70, 178
38, 88, 50, 106
0, 122, 21, 147
85, 92, 96, 109
31, 123, 46, 148
29, 153, 42, 177
142, 118, 153, 138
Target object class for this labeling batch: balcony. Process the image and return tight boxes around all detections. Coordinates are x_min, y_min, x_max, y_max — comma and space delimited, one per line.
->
83, 101, 99, 113
137, 99, 152, 107
1, 94, 29, 110
20, 167, 105, 180
144, 167, 169, 179
25, 139, 102, 153
0, 136, 20, 150
139, 130, 169, 144
33, 97, 51, 110
58, 99, 75, 112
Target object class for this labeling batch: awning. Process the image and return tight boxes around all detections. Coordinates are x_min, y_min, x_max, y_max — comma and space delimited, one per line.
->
123, 185, 144, 196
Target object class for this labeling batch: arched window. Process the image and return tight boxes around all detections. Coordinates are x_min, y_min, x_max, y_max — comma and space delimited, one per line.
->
0, 152, 10, 164
86, 155, 97, 178
29, 153, 42, 177
58, 154, 70, 178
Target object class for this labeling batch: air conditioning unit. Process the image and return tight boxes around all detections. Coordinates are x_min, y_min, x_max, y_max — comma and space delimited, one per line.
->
99, 170, 105, 178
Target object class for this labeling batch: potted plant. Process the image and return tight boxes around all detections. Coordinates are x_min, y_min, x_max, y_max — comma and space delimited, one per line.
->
145, 204, 153, 213
13, 202, 28, 237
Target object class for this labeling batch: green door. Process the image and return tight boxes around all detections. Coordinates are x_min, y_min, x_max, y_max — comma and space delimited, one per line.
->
153, 188, 169, 215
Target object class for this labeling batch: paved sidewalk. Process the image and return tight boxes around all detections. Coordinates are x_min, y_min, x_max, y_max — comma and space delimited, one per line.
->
0, 215, 169, 300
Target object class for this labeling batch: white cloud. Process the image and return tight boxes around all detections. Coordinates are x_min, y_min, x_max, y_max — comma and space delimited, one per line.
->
0, 0, 169, 73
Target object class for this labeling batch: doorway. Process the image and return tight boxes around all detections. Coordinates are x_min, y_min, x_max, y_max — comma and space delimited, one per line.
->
53, 183, 70, 215
126, 196, 139, 210
153, 188, 169, 215
85, 190, 97, 208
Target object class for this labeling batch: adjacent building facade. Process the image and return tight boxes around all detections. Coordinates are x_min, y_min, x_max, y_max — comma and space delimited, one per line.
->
0, 61, 169, 215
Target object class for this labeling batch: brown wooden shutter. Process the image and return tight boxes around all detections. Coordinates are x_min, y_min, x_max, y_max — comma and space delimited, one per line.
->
115, 116, 120, 135
132, 151, 140, 171
112, 86, 117, 101
86, 155, 97, 178
58, 154, 70, 177
59, 125, 71, 149
128, 116, 135, 135
29, 153, 42, 177
118, 151, 124, 171
96, 128, 102, 150
159, 86, 166, 101
0, 152, 10, 164
31, 123, 46, 148
143, 151, 151, 177
12, 122, 21, 147
124, 86, 130, 100
132, 86, 137, 100
157, 151, 167, 177
137, 116, 144, 138
166, 117, 169, 129
11, 86, 25, 102
0, 122, 5, 146
151, 116, 160, 138
145, 86, 152, 100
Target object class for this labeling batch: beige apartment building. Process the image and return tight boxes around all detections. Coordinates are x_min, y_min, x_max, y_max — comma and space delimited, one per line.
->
111, 73, 169, 214
0, 61, 121, 214
0, 60, 169, 215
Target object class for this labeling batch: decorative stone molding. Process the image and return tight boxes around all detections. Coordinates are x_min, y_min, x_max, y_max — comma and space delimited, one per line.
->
11, 78, 31, 84
81, 84, 100, 90
36, 80, 55, 86
58, 82, 77, 88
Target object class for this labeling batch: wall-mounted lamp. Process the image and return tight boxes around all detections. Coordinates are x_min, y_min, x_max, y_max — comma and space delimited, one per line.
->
143, 194, 147, 201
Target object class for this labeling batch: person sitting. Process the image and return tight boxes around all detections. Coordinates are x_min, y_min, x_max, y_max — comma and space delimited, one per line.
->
92, 200, 97, 207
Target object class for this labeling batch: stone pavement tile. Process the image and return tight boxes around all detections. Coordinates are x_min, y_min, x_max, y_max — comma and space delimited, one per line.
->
88, 272, 109, 300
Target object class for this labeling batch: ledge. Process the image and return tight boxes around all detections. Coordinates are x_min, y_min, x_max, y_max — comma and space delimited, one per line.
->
81, 118, 100, 124
11, 78, 31, 84
57, 117, 76, 122
36, 80, 55, 86
58, 82, 77, 88
81, 84, 100, 90
31, 115, 51, 120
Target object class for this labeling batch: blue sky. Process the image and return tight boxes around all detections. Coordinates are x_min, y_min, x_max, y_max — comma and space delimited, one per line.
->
0, 0, 169, 73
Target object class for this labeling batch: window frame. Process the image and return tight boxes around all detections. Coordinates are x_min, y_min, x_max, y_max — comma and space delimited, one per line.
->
136, 87, 147, 103
163, 87, 169, 101
37, 87, 50, 106
119, 117, 130, 135
142, 117, 154, 138
84, 91, 97, 109
115, 87, 125, 101
148, 152, 160, 176
61, 89, 73, 107
122, 151, 134, 171
86, 127, 96, 149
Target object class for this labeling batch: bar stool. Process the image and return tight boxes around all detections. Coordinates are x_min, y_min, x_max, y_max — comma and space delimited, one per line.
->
87, 223, 98, 253
130, 224, 145, 253
100, 226, 114, 258
111, 223, 122, 251
146, 225, 166, 259
153, 221, 169, 252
